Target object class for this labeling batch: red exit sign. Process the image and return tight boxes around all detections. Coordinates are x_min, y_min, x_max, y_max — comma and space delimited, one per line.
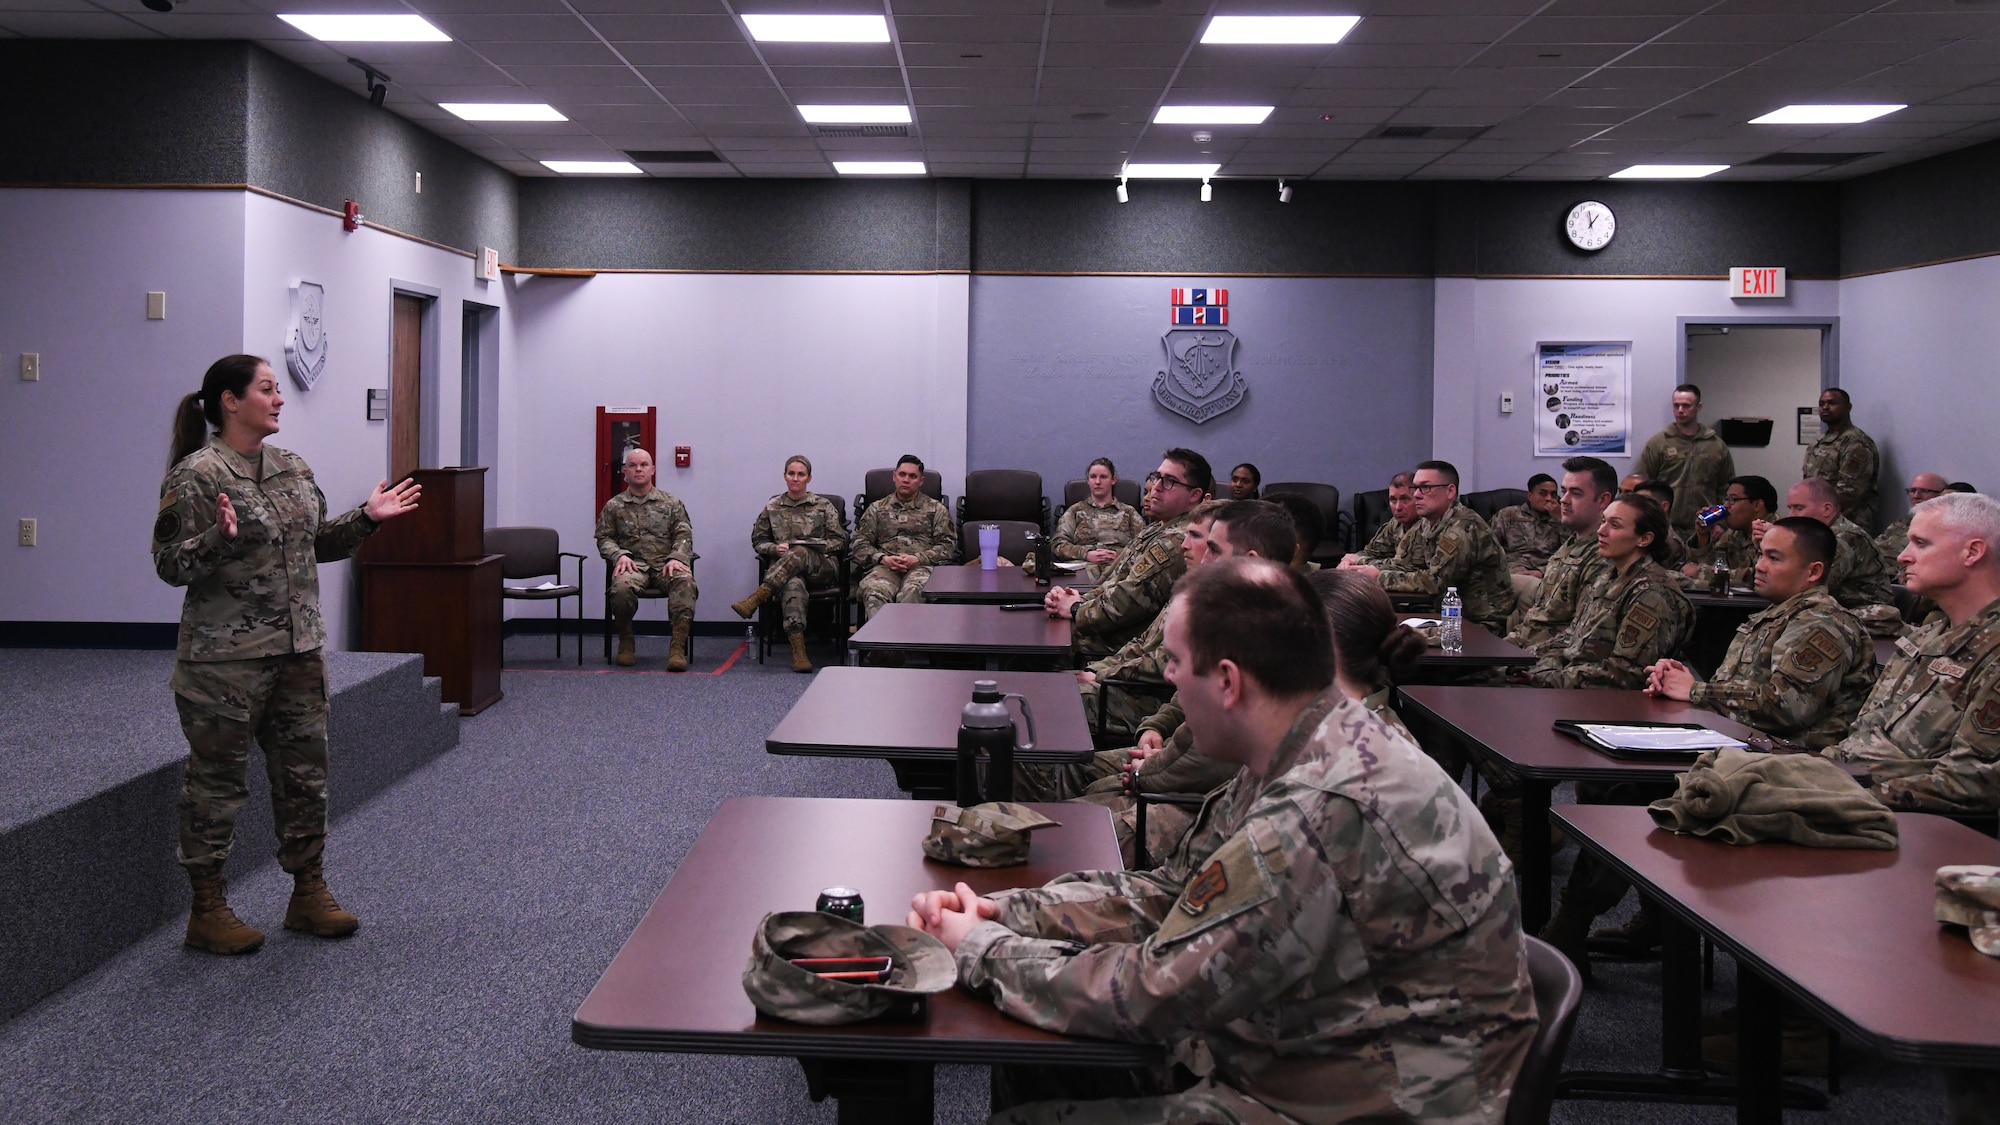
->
1729, 267, 1787, 298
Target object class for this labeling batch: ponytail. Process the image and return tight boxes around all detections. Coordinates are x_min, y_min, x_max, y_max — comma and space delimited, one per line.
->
1308, 568, 1422, 692
168, 354, 266, 469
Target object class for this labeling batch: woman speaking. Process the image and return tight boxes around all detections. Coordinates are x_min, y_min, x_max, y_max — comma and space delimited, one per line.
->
153, 355, 420, 955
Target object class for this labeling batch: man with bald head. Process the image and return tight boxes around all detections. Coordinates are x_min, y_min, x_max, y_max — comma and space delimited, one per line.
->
1774, 478, 1898, 634
1877, 472, 1948, 571
1826, 492, 2000, 814
1802, 387, 1880, 531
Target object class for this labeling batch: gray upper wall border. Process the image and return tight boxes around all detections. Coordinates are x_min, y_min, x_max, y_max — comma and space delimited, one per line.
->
246, 48, 517, 262
3, 39, 1999, 279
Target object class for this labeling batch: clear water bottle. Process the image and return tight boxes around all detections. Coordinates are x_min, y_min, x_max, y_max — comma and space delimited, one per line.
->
1440, 586, 1463, 654
1709, 551, 1730, 595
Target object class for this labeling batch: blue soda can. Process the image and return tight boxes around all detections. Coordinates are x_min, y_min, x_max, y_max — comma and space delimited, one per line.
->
1696, 504, 1728, 527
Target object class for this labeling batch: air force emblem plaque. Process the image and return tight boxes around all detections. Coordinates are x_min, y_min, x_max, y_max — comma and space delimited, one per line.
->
285, 280, 329, 391
1153, 288, 1244, 424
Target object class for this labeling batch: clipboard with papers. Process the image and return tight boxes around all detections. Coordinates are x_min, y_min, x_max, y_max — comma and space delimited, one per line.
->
1551, 720, 1748, 763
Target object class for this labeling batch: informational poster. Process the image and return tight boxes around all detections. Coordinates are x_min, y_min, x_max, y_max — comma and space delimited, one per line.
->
1534, 342, 1631, 456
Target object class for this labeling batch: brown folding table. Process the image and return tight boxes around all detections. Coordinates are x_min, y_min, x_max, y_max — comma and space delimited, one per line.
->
919, 567, 1092, 604
1397, 613, 1535, 669
849, 603, 1073, 669
1555, 804, 2000, 1124
1396, 684, 1765, 933
572, 796, 1154, 1123
767, 666, 1097, 797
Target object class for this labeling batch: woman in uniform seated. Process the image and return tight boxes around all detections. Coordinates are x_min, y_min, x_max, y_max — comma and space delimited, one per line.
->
1047, 457, 1144, 580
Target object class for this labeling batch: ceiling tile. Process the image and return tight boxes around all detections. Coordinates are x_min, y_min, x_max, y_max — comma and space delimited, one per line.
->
1045, 15, 1204, 44
427, 14, 598, 43
900, 41, 1043, 67
473, 41, 623, 66
574, 13, 742, 41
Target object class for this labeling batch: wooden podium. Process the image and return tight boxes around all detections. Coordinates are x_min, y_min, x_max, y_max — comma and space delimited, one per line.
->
358, 467, 503, 715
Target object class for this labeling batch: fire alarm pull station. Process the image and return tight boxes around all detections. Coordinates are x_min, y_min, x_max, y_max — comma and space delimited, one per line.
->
674, 446, 691, 468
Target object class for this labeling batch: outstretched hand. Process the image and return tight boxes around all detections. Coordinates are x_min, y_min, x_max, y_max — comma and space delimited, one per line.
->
365, 478, 422, 523
215, 493, 238, 539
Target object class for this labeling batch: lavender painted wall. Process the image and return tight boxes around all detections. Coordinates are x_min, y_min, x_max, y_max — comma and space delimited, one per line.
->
1841, 256, 2000, 525
967, 275, 1435, 512
0, 189, 247, 627
501, 272, 970, 616
241, 191, 509, 647
1432, 277, 1841, 495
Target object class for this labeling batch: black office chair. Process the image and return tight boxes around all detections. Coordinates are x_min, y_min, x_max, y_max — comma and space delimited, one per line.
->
957, 469, 1047, 532
486, 526, 585, 664
1461, 487, 1528, 524
958, 518, 1040, 566
856, 468, 946, 523
1091, 677, 1176, 747
1131, 787, 1211, 869
1263, 481, 1343, 564
1062, 477, 1143, 512
1353, 488, 1391, 550
754, 494, 851, 664
1504, 937, 1586, 1125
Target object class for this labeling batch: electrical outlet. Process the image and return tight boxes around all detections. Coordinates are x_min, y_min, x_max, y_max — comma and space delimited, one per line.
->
20, 353, 39, 381
18, 519, 36, 547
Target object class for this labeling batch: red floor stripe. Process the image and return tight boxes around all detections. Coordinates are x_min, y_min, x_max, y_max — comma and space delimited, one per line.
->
708, 640, 747, 675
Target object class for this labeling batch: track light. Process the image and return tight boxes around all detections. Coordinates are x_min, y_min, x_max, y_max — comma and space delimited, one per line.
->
1279, 180, 1293, 204
1115, 177, 1128, 204
348, 57, 392, 108
1200, 177, 1212, 203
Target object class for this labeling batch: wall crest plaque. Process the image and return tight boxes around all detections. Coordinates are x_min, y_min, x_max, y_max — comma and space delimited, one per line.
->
1153, 288, 1245, 424
285, 280, 329, 391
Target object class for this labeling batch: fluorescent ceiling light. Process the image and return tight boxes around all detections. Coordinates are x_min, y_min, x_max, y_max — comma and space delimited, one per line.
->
442, 103, 566, 122
1201, 16, 1360, 45
1122, 162, 1222, 179
277, 14, 449, 42
541, 160, 642, 174
833, 161, 926, 175
1750, 104, 1905, 125
798, 104, 912, 125
742, 14, 890, 42
1610, 164, 1729, 178
1154, 105, 1273, 125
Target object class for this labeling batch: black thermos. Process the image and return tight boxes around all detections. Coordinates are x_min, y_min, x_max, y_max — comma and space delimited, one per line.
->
955, 679, 1036, 804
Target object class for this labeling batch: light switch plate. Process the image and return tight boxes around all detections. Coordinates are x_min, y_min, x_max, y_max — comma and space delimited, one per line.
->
20, 353, 38, 381
146, 291, 167, 320
1500, 391, 1515, 414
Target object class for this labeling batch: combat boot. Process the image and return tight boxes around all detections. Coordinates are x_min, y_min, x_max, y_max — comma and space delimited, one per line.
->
731, 584, 772, 620
667, 619, 691, 672
1591, 899, 1663, 957
615, 619, 636, 667
1537, 896, 1595, 984
186, 874, 264, 955
284, 859, 359, 937
788, 631, 813, 673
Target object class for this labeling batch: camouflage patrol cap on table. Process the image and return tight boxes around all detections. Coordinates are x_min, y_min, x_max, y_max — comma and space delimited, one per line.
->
922, 802, 1060, 868
742, 911, 956, 1025
1935, 865, 2000, 957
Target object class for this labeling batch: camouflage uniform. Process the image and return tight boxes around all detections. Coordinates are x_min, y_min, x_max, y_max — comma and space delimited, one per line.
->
1659, 526, 1692, 573
1051, 499, 1147, 582
1826, 515, 1898, 624
1876, 515, 1912, 573
153, 435, 377, 876
1489, 504, 1565, 573
853, 492, 956, 619
1681, 527, 1760, 590
597, 488, 698, 624
968, 690, 1538, 1125
1634, 425, 1736, 533
1355, 517, 1409, 564
1075, 608, 1174, 737
1803, 423, 1881, 532
1825, 597, 2000, 814
1506, 536, 1606, 652
1375, 504, 1518, 634
1526, 557, 1694, 689
1689, 586, 1875, 748
750, 492, 846, 635
1070, 514, 1190, 658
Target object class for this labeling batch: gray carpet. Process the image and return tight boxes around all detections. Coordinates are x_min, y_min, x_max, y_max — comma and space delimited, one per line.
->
0, 636, 1950, 1123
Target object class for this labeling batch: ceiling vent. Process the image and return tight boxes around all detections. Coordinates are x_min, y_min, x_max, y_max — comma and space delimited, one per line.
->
1369, 124, 1488, 140
1744, 152, 1875, 167
811, 124, 910, 137
624, 150, 723, 163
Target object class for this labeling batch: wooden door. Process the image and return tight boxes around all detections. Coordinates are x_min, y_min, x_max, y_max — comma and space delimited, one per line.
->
391, 293, 424, 481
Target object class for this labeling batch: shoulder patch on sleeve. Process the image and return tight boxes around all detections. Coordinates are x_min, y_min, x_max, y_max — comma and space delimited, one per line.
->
1152, 830, 1277, 947
1626, 604, 1660, 633
1974, 698, 2000, 736
153, 510, 182, 543
1785, 627, 1846, 678
1147, 539, 1177, 567
1435, 529, 1463, 559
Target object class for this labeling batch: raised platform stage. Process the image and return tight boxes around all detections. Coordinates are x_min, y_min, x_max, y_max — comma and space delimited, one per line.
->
0, 648, 460, 1019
